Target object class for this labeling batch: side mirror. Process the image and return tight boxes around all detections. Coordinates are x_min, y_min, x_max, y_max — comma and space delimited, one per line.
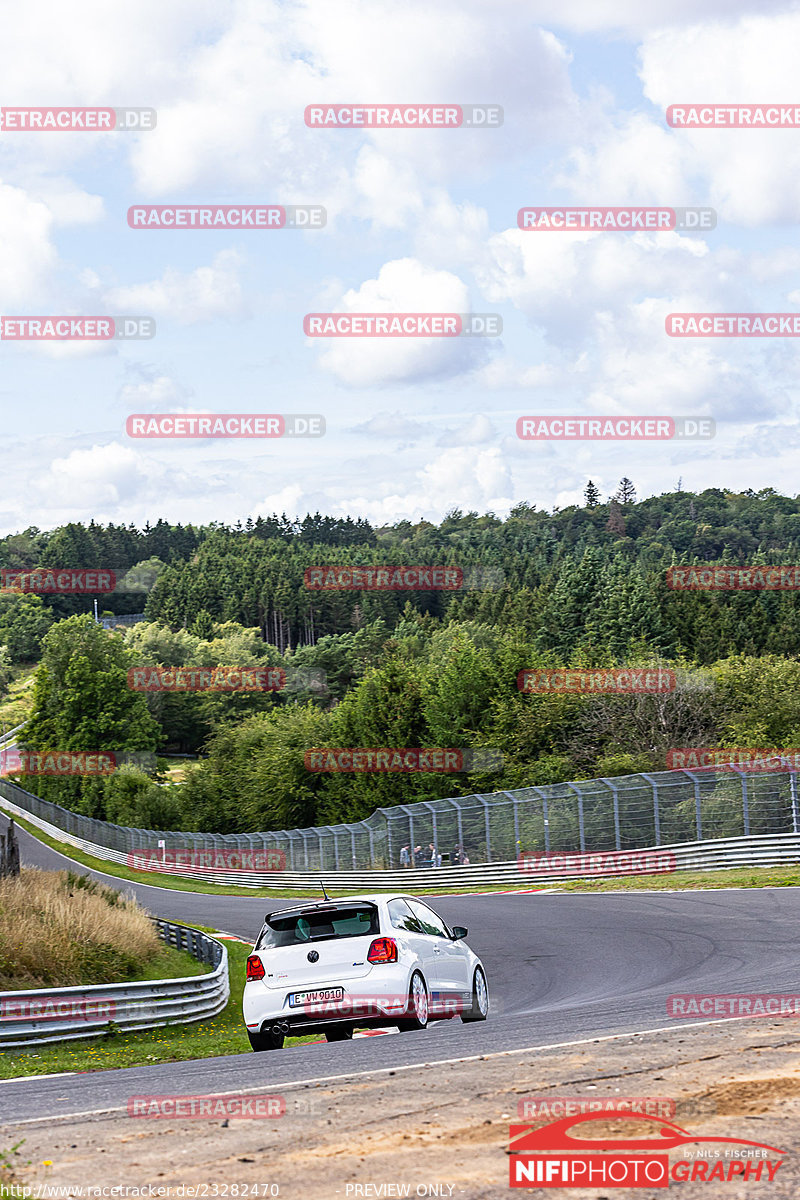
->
451, 925, 468, 940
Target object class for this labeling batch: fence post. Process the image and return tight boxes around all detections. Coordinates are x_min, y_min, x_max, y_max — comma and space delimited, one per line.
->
504, 791, 521, 859
640, 774, 661, 846
730, 767, 750, 836
528, 787, 551, 853
788, 769, 799, 835
679, 770, 703, 841
600, 779, 622, 850
476, 795, 492, 862
564, 783, 585, 851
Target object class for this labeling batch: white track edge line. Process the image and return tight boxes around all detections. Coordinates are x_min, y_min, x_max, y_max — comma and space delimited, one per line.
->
1, 1013, 781, 1128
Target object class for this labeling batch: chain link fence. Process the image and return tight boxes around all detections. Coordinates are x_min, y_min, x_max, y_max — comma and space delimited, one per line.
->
3, 762, 800, 871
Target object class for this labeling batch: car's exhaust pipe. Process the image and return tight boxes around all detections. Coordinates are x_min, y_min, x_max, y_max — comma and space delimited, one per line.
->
272, 1021, 290, 1036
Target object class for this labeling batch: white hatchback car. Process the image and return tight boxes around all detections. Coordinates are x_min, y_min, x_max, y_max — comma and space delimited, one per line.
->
243, 893, 489, 1050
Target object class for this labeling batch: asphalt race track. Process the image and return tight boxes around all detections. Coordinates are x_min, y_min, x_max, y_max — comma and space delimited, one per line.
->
4, 814, 800, 1126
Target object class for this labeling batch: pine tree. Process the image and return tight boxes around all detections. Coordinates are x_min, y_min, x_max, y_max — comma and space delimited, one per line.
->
584, 480, 600, 508
615, 477, 637, 505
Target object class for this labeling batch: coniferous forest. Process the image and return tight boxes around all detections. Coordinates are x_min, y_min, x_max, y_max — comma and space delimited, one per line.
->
5, 483, 800, 833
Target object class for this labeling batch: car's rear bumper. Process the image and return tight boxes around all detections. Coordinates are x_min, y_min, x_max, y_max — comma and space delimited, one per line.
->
243, 973, 412, 1031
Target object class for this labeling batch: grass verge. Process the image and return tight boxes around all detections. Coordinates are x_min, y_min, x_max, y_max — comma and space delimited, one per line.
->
0, 937, 316, 1079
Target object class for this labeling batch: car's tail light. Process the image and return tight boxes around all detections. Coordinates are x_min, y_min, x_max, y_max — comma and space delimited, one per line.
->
246, 954, 265, 980
367, 937, 398, 964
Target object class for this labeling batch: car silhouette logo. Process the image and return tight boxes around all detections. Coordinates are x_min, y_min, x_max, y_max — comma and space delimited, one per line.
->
510, 1112, 784, 1155
307, 950, 319, 963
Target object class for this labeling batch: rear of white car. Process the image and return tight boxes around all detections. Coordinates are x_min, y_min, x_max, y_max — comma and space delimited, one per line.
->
243, 894, 488, 1050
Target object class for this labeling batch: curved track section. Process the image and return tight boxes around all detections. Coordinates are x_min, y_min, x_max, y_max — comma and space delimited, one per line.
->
3, 814, 800, 1125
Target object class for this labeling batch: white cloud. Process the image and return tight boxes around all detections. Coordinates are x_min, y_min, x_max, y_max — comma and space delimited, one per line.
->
310, 257, 496, 386
104, 250, 247, 324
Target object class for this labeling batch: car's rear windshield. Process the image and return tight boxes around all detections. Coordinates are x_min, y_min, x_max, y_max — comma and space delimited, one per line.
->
256, 904, 379, 948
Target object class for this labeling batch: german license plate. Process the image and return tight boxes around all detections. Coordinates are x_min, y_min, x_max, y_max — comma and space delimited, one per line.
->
289, 987, 344, 1007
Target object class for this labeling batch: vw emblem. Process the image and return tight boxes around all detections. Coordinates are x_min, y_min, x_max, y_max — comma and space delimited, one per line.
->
307, 949, 319, 962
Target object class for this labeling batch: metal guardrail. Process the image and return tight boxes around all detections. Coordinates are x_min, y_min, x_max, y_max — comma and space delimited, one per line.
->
2, 784, 800, 890
0, 920, 229, 1047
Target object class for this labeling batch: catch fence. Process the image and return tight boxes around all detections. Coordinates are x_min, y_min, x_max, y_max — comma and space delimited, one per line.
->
2, 762, 799, 872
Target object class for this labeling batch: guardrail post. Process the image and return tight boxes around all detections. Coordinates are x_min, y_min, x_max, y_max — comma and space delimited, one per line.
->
791, 772, 799, 835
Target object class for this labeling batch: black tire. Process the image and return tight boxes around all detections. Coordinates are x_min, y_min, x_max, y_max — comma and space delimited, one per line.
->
396, 970, 429, 1031
247, 1026, 286, 1051
325, 1026, 354, 1042
461, 966, 489, 1023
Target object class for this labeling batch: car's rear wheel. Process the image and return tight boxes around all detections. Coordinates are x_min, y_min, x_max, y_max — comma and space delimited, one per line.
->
324, 1025, 354, 1042
397, 970, 429, 1031
247, 1026, 286, 1051
461, 966, 489, 1022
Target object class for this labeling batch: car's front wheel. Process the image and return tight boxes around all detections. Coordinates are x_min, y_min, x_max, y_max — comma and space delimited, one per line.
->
247, 1026, 286, 1051
461, 966, 489, 1022
397, 970, 429, 1031
325, 1026, 354, 1042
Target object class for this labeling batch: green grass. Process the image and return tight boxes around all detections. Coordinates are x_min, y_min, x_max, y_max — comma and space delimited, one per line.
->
0, 937, 317, 1079
0, 664, 36, 730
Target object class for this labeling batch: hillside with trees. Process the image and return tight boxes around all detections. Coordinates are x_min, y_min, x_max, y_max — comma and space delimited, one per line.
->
4, 484, 800, 833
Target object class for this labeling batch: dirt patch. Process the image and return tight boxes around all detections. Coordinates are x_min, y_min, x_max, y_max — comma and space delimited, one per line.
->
5, 1021, 800, 1198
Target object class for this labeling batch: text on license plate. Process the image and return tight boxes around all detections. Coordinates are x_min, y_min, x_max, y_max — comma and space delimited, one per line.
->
289, 987, 345, 1006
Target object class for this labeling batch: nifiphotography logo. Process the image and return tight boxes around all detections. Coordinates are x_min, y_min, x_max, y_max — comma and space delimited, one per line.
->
508, 1111, 786, 1187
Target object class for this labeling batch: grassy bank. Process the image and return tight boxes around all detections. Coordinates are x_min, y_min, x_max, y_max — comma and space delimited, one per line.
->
0, 935, 317, 1079
0, 869, 164, 989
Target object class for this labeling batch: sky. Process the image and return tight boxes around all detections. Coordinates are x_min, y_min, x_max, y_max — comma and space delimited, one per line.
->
2, 0, 800, 535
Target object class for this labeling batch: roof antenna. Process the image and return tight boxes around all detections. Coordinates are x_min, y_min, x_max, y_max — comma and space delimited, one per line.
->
320, 879, 331, 901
